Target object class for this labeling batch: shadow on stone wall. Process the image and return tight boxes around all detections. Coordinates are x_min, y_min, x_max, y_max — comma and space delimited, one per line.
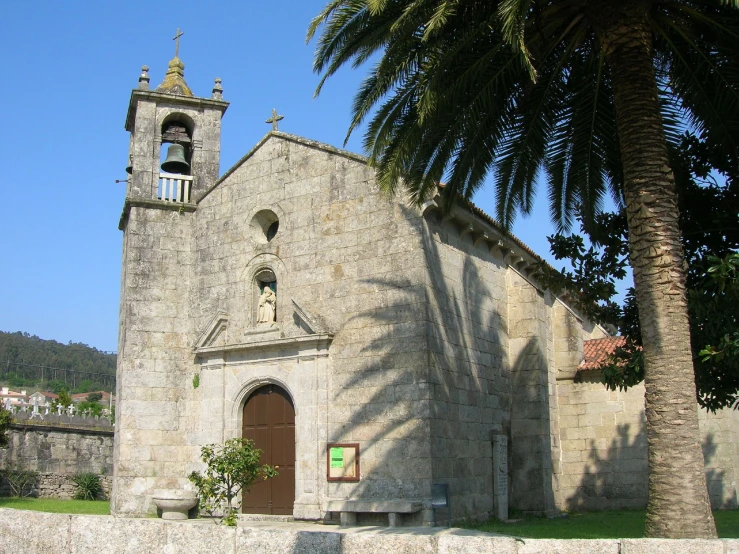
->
508, 335, 556, 515
702, 433, 737, 509
565, 422, 648, 512
564, 411, 737, 511
322, 204, 507, 523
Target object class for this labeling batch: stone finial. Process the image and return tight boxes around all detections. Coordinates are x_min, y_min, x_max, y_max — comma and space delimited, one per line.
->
212, 77, 223, 100
155, 57, 193, 97
138, 65, 150, 90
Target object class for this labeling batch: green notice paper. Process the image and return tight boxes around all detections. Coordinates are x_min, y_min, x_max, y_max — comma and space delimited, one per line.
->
330, 447, 344, 468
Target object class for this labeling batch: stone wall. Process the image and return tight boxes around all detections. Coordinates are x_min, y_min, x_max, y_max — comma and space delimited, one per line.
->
0, 473, 112, 500
698, 403, 739, 509
0, 423, 114, 476
1, 509, 737, 554
0, 422, 114, 500
192, 135, 433, 518
113, 202, 196, 517
506, 270, 557, 514
423, 213, 510, 521
555, 376, 648, 511
556, 375, 739, 511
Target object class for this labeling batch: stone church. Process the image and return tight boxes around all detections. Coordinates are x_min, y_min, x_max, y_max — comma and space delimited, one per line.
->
112, 50, 739, 524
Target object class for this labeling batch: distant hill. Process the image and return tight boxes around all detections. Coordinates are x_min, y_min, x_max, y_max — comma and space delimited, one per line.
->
0, 331, 116, 394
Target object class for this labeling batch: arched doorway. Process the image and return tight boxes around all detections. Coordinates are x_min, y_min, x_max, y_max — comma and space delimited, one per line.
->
241, 384, 295, 515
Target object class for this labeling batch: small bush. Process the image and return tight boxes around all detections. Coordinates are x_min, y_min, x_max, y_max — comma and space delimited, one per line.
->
0, 404, 11, 448
188, 438, 277, 525
0, 464, 38, 498
71, 472, 102, 500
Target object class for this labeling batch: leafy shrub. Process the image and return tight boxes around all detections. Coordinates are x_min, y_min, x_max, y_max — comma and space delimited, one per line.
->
77, 401, 103, 417
188, 438, 277, 525
0, 404, 11, 448
1, 464, 38, 497
86, 392, 103, 403
71, 472, 102, 500
50, 389, 73, 412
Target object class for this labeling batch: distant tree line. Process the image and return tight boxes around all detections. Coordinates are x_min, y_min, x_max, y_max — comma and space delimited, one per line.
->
0, 331, 116, 394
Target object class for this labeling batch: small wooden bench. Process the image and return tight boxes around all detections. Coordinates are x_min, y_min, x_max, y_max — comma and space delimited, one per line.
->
326, 499, 423, 527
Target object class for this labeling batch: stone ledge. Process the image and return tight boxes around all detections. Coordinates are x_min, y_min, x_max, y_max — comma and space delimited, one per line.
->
10, 421, 114, 435
0, 509, 736, 554
195, 333, 334, 362
118, 197, 196, 230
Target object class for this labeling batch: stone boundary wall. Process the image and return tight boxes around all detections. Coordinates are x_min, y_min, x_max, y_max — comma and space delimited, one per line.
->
0, 509, 737, 554
556, 376, 739, 511
0, 473, 113, 500
0, 423, 114, 477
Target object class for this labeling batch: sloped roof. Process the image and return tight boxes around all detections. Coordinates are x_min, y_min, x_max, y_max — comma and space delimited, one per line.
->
71, 391, 114, 401
31, 391, 58, 399
580, 336, 627, 370
0, 390, 26, 398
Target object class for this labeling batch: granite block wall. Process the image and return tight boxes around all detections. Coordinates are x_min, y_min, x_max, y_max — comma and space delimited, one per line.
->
507, 270, 557, 514
0, 473, 112, 500
193, 135, 434, 514
555, 377, 648, 511
698, 403, 739, 509
422, 214, 510, 521
0, 424, 113, 500
113, 204, 197, 517
0, 424, 113, 476
556, 374, 739, 511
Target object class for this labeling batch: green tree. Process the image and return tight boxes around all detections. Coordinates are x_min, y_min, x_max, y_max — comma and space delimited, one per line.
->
696, 253, 739, 362
77, 401, 103, 417
308, 0, 738, 537
51, 389, 73, 412
86, 392, 103, 403
188, 438, 277, 526
538, 134, 739, 411
46, 380, 68, 395
0, 404, 11, 448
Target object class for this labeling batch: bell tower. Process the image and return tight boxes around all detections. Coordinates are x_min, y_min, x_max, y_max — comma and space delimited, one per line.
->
123, 39, 228, 202
113, 35, 229, 517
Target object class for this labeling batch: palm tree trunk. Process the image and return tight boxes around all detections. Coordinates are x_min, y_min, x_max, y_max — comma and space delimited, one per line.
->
592, 0, 717, 538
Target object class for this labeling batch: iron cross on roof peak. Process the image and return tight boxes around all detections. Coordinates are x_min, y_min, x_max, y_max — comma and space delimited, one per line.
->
173, 28, 184, 58
266, 109, 284, 131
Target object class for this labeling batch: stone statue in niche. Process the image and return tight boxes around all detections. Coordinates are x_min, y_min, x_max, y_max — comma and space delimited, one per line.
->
257, 286, 276, 325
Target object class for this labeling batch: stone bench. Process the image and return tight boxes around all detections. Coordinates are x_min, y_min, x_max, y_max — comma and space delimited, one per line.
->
326, 499, 423, 527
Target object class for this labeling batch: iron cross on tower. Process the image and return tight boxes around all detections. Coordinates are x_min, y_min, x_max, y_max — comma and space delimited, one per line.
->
173, 28, 184, 57
266, 109, 284, 131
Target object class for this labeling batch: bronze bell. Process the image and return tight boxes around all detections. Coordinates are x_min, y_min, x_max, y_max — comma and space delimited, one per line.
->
161, 143, 190, 174
125, 156, 133, 174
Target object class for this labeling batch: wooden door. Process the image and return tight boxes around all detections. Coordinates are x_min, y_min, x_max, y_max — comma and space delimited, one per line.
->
241, 384, 295, 515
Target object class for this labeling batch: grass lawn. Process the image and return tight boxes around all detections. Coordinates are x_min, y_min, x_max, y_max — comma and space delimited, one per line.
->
0, 497, 110, 515
468, 509, 739, 539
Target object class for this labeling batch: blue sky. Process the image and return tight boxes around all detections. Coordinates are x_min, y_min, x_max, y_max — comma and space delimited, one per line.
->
0, 1, 623, 352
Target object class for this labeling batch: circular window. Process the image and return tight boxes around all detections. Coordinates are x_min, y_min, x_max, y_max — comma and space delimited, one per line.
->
250, 210, 279, 244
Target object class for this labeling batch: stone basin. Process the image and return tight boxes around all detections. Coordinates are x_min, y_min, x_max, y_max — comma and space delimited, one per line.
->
152, 495, 199, 520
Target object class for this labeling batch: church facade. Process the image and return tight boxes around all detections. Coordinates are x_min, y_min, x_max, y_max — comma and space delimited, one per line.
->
112, 53, 739, 523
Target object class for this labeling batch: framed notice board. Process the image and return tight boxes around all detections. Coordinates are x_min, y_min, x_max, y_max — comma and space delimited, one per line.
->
327, 443, 360, 482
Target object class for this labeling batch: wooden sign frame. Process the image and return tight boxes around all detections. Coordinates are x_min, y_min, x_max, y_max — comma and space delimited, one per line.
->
327, 443, 360, 482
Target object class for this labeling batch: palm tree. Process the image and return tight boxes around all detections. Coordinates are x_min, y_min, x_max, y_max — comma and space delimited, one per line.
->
308, 0, 738, 538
